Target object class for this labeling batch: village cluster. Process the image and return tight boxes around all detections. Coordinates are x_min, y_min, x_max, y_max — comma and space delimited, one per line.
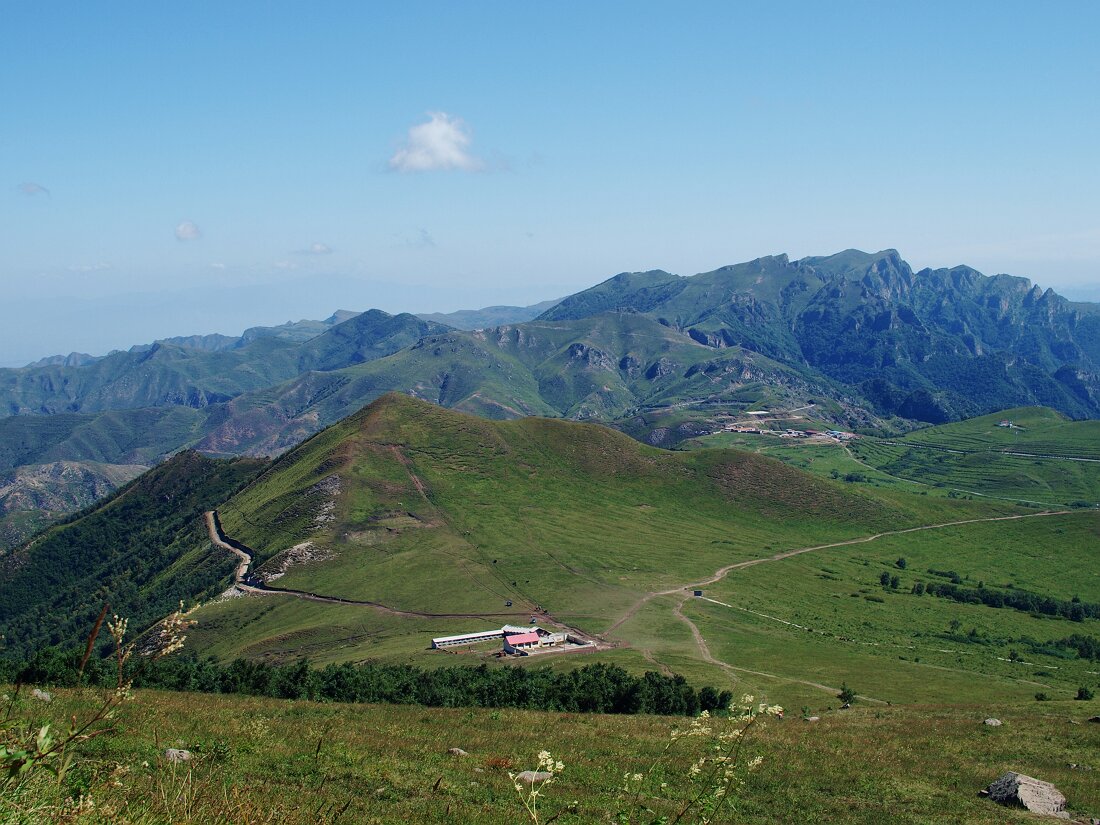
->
431, 624, 595, 656
723, 422, 859, 441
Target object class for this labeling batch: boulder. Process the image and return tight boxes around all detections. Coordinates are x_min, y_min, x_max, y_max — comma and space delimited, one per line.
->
514, 770, 553, 784
804, 716, 821, 722
448, 748, 468, 757
983, 718, 1002, 727
1087, 716, 1100, 723
983, 772, 1068, 819
164, 748, 192, 763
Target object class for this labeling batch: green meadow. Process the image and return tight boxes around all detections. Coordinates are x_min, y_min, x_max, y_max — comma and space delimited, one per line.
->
4, 686, 1097, 824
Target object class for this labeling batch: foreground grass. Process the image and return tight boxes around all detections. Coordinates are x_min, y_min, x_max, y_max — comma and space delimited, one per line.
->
4, 687, 1098, 824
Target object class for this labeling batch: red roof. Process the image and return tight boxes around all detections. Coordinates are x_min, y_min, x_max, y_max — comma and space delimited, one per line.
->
505, 632, 540, 646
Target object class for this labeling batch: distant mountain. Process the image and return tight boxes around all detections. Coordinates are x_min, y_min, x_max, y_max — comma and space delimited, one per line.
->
541, 250, 1100, 423
17, 311, 363, 367
0, 310, 448, 416
1, 250, 1097, 550
416, 299, 560, 330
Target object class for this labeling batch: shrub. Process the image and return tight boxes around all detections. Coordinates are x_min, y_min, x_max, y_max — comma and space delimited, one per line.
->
837, 683, 856, 704
1076, 686, 1095, 701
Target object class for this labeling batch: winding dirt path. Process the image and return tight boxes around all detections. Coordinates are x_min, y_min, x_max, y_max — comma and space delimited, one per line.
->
204, 510, 603, 644
607, 509, 1076, 701
605, 510, 1072, 636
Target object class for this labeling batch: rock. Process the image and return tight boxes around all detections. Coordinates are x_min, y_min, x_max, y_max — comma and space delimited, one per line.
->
983, 718, 1002, 726
164, 748, 192, 763
448, 748, 468, 757
804, 716, 821, 722
1087, 716, 1100, 723
30, 688, 51, 703
514, 770, 553, 784
984, 772, 1068, 819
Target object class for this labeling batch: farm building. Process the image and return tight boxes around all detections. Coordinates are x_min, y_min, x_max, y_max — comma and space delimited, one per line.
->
503, 629, 571, 655
431, 624, 533, 649
503, 631, 541, 653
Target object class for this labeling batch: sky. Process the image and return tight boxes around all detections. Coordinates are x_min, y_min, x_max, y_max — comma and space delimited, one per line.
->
3, 1, 1099, 365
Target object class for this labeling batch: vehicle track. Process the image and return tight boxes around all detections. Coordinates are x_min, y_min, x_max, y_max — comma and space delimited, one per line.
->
605, 509, 1073, 636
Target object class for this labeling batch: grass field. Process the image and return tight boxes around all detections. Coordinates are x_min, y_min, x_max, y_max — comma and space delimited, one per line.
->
3, 685, 1098, 824
686, 406, 1100, 508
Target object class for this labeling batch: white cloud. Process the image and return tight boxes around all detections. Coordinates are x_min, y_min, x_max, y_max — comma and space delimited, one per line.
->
67, 262, 111, 273
273, 260, 298, 270
210, 262, 226, 270
389, 112, 483, 172
18, 181, 49, 196
175, 220, 202, 241
294, 242, 333, 255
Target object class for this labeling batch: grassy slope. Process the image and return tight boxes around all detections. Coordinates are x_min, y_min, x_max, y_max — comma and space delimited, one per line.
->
180, 394, 1100, 712
14, 686, 1100, 824
687, 406, 1100, 507
0, 452, 266, 662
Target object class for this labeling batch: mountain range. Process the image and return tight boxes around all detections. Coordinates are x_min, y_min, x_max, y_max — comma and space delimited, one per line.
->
1, 248, 1097, 550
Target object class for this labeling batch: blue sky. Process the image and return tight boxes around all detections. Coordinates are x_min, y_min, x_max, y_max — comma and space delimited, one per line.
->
3, 1, 1099, 364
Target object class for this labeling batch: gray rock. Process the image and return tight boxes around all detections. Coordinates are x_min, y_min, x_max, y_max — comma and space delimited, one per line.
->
984, 772, 1068, 819
804, 716, 821, 722
514, 770, 553, 783
448, 747, 468, 757
983, 718, 1002, 726
164, 748, 192, 763
1088, 716, 1100, 723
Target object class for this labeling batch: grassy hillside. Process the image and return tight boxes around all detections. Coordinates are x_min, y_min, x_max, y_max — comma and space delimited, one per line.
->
7, 686, 1098, 823
6, 394, 1097, 714
171, 394, 1100, 711
0, 452, 266, 662
686, 405, 1100, 508
893, 406, 1100, 459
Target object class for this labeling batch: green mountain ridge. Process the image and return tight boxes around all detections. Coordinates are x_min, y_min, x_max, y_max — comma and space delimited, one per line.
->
2, 249, 1098, 549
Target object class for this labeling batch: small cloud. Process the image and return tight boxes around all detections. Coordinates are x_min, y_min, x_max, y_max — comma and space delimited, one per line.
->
67, 262, 111, 273
175, 220, 202, 241
389, 112, 484, 172
18, 181, 50, 196
394, 228, 436, 249
210, 262, 226, 270
294, 242, 333, 255
273, 260, 298, 270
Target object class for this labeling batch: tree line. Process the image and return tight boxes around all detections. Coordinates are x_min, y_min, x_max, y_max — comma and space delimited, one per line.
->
922, 580, 1098, 622
5, 648, 734, 717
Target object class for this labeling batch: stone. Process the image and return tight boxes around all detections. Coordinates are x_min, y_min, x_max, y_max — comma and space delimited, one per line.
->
164, 748, 192, 763
448, 748, 468, 757
514, 770, 553, 784
983, 772, 1068, 819
1087, 716, 1100, 723
30, 688, 51, 703
983, 718, 1002, 726
804, 716, 821, 722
